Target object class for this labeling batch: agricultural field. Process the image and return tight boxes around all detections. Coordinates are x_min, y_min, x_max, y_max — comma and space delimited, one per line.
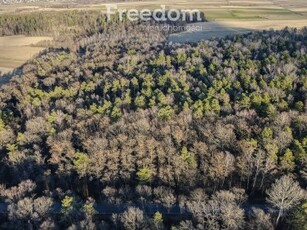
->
169, 19, 307, 42
1, 0, 307, 21
1, 1, 306, 24
0, 35, 52, 75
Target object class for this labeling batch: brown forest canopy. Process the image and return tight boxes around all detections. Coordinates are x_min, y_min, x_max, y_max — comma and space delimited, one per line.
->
0, 15, 306, 230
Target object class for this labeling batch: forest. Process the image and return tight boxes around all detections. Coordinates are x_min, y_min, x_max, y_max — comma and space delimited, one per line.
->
0, 10, 204, 36
0, 11, 110, 36
0, 10, 306, 230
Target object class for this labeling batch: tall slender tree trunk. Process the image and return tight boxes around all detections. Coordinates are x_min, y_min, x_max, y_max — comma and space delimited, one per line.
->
276, 209, 283, 227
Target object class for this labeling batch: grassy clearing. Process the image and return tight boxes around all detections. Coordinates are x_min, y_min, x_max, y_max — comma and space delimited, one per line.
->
169, 19, 307, 42
0, 35, 52, 75
0, 35, 52, 46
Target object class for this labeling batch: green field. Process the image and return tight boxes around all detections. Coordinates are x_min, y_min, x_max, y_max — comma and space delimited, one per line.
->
1, 0, 307, 21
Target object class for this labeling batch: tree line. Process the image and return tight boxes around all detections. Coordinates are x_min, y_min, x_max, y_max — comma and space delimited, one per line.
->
0, 10, 110, 36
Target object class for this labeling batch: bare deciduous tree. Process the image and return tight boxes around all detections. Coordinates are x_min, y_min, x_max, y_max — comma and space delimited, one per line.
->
248, 208, 274, 230
119, 207, 146, 230
188, 189, 245, 230
266, 175, 305, 226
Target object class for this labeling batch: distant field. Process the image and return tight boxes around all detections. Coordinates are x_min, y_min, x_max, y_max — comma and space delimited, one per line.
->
0, 36, 52, 75
1, 0, 307, 21
169, 19, 307, 42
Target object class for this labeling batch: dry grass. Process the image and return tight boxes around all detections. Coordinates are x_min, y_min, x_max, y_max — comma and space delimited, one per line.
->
0, 35, 52, 47
0, 35, 52, 75
1, 0, 306, 20
169, 19, 307, 42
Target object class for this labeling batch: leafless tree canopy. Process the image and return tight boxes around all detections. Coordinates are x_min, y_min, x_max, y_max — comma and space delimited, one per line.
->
0, 10, 306, 230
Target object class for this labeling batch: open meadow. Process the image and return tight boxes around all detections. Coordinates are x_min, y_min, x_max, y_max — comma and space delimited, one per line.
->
169, 19, 307, 42
0, 36, 52, 75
